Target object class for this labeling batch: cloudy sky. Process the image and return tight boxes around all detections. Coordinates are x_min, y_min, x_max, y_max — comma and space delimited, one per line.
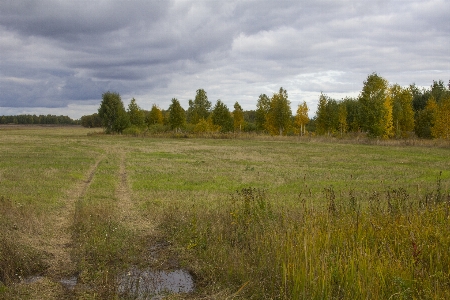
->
1, 0, 449, 119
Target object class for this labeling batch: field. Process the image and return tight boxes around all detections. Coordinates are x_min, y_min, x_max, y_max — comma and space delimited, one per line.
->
0, 125, 449, 299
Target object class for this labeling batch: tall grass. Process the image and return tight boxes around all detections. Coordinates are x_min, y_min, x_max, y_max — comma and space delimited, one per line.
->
1, 126, 449, 298
162, 178, 450, 299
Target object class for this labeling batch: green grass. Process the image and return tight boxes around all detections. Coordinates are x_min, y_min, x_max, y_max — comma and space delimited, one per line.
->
0, 126, 449, 299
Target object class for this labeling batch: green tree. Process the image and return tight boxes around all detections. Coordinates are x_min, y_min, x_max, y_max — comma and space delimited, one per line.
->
315, 93, 328, 135
415, 96, 437, 138
341, 97, 361, 133
266, 87, 292, 136
315, 93, 338, 135
391, 84, 415, 138
255, 94, 270, 131
187, 89, 211, 124
233, 102, 245, 132
127, 98, 145, 128
337, 102, 347, 136
211, 100, 233, 133
294, 101, 309, 136
81, 113, 102, 128
430, 80, 449, 103
146, 104, 163, 126
358, 73, 393, 138
168, 98, 185, 132
98, 92, 130, 134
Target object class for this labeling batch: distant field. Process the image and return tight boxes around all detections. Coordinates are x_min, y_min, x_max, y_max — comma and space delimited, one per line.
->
0, 126, 449, 299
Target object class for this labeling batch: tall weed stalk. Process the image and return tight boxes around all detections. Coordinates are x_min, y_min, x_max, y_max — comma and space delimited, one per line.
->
162, 181, 450, 299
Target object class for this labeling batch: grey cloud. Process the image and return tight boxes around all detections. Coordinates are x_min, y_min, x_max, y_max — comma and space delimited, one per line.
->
0, 0, 449, 117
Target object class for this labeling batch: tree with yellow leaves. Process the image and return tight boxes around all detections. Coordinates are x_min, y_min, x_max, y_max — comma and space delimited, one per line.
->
294, 101, 309, 136
146, 104, 164, 126
431, 95, 450, 139
391, 84, 415, 138
265, 87, 292, 136
233, 102, 245, 132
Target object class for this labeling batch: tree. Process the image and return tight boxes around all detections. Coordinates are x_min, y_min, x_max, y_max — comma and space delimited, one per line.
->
391, 84, 414, 138
127, 98, 145, 128
341, 97, 361, 133
294, 101, 309, 136
146, 104, 163, 126
415, 96, 437, 138
168, 98, 185, 132
233, 102, 245, 132
431, 95, 450, 139
266, 87, 292, 136
98, 91, 130, 134
337, 102, 347, 136
255, 94, 270, 131
81, 113, 102, 128
315, 93, 329, 135
193, 117, 220, 133
211, 100, 233, 133
315, 93, 338, 135
358, 73, 393, 138
187, 89, 211, 124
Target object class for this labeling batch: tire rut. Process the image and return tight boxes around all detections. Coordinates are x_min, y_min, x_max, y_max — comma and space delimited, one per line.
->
115, 149, 154, 235
44, 155, 104, 279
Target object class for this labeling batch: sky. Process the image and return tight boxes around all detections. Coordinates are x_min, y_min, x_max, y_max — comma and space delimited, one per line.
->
1, 0, 449, 119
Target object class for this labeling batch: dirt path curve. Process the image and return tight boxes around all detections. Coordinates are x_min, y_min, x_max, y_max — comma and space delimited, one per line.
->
43, 154, 104, 279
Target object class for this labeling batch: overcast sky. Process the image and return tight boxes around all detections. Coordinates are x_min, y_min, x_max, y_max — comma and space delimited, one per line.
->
1, 0, 449, 119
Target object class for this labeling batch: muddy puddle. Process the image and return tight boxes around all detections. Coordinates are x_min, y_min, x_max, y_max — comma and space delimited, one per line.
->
22, 275, 78, 290
118, 267, 194, 299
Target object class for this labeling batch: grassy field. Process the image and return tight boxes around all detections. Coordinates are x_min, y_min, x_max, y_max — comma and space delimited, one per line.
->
0, 126, 449, 299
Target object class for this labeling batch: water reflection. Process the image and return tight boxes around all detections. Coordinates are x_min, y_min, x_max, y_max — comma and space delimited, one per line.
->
118, 267, 194, 299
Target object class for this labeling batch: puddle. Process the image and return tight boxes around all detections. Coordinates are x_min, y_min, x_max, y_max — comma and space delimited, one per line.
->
118, 267, 194, 299
22, 275, 78, 291
22, 276, 44, 284
59, 276, 77, 290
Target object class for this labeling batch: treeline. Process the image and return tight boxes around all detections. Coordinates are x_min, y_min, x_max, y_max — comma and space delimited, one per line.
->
92, 88, 308, 136
0, 114, 79, 125
87, 73, 450, 139
314, 74, 450, 139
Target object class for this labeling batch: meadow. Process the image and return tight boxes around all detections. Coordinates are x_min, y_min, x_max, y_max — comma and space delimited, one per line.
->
0, 125, 449, 299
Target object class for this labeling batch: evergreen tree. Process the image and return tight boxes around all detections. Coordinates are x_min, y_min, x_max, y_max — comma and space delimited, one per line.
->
211, 100, 233, 133
127, 98, 145, 128
337, 102, 347, 136
168, 98, 185, 132
187, 89, 211, 124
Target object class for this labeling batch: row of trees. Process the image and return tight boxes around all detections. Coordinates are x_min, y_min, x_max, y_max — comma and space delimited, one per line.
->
94, 73, 449, 139
96, 89, 310, 136
315, 74, 450, 139
0, 114, 79, 125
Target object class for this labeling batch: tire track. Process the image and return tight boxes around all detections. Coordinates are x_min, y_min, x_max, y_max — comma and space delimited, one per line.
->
115, 148, 155, 236
44, 155, 104, 279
